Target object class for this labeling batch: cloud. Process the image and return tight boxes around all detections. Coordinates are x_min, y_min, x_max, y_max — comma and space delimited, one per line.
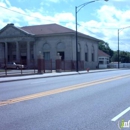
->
95, 5, 130, 50
65, 4, 130, 51
45, 0, 68, 3
4, 0, 11, 7
54, 13, 75, 22
47, 0, 59, 2
0, 0, 130, 51
0, 0, 75, 26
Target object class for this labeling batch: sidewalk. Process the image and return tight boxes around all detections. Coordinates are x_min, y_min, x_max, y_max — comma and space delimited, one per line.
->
0, 69, 119, 83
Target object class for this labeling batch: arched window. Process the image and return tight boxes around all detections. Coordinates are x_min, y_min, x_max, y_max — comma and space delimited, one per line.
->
43, 43, 50, 60
57, 42, 64, 51
92, 46, 94, 62
85, 44, 88, 62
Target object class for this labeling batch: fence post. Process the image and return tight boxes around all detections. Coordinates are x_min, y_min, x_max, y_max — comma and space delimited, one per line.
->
56, 53, 61, 72
37, 52, 44, 74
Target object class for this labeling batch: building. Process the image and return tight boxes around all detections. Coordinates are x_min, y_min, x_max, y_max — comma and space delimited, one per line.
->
98, 49, 110, 69
0, 23, 101, 69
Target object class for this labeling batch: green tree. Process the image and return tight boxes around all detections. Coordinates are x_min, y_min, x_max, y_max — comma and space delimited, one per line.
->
111, 51, 130, 63
120, 51, 130, 63
111, 51, 118, 62
98, 41, 114, 58
99, 41, 130, 63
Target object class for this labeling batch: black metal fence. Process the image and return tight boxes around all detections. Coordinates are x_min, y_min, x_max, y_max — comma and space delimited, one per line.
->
0, 59, 84, 77
56, 60, 84, 72
0, 59, 38, 77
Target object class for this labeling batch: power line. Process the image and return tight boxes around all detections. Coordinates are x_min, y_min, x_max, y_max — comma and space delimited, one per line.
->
85, 26, 118, 29
0, 5, 68, 24
0, 5, 130, 30
0, 6, 41, 19
77, 23, 120, 30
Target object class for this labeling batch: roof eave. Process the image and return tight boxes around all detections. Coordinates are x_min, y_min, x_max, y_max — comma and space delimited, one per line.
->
34, 32, 102, 42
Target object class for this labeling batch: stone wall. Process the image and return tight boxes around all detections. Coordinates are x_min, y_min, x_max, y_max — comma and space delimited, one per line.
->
0, 24, 99, 70
35, 34, 98, 69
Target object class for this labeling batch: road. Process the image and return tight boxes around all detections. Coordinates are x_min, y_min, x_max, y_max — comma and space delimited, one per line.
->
0, 70, 130, 130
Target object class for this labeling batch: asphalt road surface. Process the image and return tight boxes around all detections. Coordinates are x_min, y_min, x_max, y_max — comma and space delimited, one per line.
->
0, 69, 130, 130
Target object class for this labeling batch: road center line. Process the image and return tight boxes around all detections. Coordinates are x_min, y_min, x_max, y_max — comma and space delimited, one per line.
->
111, 107, 130, 121
0, 74, 130, 107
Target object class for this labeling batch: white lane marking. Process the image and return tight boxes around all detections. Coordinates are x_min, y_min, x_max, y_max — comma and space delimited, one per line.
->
111, 107, 130, 121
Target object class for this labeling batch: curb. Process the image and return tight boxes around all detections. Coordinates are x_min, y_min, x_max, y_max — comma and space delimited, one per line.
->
0, 69, 120, 83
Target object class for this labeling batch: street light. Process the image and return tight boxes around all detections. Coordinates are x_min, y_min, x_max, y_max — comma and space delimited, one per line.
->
75, 0, 108, 72
117, 26, 130, 68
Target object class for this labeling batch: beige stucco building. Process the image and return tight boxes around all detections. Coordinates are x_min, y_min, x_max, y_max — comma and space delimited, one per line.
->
98, 50, 110, 69
0, 23, 101, 69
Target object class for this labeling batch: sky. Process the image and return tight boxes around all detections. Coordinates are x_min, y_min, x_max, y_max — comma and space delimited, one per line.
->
0, 0, 130, 52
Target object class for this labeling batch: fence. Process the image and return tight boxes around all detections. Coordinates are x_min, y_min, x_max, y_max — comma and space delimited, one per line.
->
43, 60, 52, 73
0, 59, 38, 77
108, 63, 130, 68
56, 60, 84, 72
0, 59, 84, 77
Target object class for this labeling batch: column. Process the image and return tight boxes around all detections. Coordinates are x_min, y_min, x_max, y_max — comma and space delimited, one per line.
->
5, 42, 8, 63
37, 51, 44, 74
33, 42, 37, 63
0, 43, 3, 62
27, 41, 30, 67
33, 42, 37, 65
16, 41, 19, 62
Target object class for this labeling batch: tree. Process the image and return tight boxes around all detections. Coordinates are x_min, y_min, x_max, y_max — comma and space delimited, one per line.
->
111, 51, 130, 63
99, 41, 130, 63
98, 41, 114, 58
111, 51, 118, 62
119, 51, 130, 63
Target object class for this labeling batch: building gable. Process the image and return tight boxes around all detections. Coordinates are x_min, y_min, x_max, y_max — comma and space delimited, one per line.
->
98, 49, 110, 57
0, 24, 32, 38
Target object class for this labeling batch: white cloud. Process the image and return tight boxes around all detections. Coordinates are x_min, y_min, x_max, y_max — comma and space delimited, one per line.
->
4, 0, 11, 7
0, 1, 6, 7
65, 4, 130, 51
95, 5, 130, 51
48, 0, 59, 3
70, 5, 130, 51
0, 0, 130, 51
54, 13, 75, 22
0, 0, 75, 26
45, 0, 68, 3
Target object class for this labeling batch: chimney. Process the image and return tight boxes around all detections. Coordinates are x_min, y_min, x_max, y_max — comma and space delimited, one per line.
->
8, 23, 14, 26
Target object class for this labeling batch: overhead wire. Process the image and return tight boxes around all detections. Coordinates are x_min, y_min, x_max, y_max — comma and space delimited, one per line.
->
0, 5, 130, 30
0, 5, 69, 24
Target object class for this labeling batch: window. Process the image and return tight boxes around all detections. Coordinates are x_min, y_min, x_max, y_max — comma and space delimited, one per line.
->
92, 46, 94, 62
31, 54, 34, 60
13, 55, 16, 60
92, 53, 94, 62
43, 43, 50, 60
78, 52, 80, 61
57, 51, 64, 60
43, 52, 50, 60
99, 61, 103, 64
85, 44, 88, 62
85, 52, 88, 61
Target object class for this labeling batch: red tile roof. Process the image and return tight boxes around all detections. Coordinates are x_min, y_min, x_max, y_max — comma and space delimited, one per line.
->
20, 23, 75, 35
2, 23, 101, 41
98, 50, 110, 57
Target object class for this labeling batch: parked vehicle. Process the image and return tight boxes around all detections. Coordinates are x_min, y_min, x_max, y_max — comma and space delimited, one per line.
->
1, 62, 24, 69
